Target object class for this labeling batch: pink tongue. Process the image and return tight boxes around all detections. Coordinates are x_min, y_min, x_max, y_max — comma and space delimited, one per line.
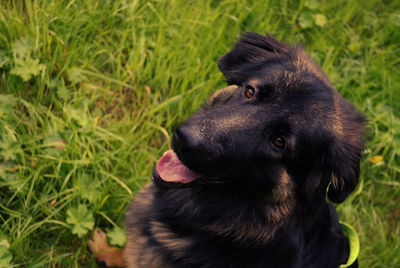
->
156, 150, 201, 184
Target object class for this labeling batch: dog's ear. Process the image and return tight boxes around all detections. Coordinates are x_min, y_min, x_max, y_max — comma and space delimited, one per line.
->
326, 100, 365, 203
218, 33, 288, 84
326, 141, 362, 203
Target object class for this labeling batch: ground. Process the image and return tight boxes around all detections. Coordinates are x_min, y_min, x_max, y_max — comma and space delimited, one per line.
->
0, 0, 399, 267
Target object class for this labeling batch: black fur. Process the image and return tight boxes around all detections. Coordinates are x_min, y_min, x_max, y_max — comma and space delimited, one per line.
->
125, 33, 364, 268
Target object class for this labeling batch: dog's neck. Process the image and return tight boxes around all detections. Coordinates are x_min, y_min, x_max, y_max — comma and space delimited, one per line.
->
156, 182, 298, 246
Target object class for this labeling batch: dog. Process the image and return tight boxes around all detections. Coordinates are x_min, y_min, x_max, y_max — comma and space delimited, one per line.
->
89, 33, 365, 267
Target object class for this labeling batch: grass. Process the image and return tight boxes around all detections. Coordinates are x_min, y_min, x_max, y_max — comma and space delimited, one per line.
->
0, 0, 399, 266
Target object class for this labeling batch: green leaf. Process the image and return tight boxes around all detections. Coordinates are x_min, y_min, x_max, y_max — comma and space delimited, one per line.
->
304, 0, 320, 10
0, 234, 12, 268
0, 164, 6, 179
0, 247, 12, 268
10, 37, 45, 81
68, 107, 91, 128
0, 233, 10, 250
73, 173, 100, 204
347, 42, 361, 53
0, 161, 27, 193
107, 227, 126, 247
66, 204, 95, 238
298, 12, 314, 29
0, 137, 20, 161
67, 67, 86, 84
1, 173, 27, 193
48, 79, 69, 100
12, 37, 32, 59
57, 86, 70, 101
0, 94, 18, 118
0, 51, 9, 69
313, 14, 327, 27
10, 57, 45, 82
47, 78, 60, 89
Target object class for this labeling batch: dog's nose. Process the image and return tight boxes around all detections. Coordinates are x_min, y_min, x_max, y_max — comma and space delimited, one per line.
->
173, 123, 204, 157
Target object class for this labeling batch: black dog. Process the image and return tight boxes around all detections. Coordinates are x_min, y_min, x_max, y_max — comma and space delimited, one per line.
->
89, 33, 364, 268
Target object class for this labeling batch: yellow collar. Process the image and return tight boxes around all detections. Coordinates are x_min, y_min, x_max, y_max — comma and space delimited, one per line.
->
339, 222, 360, 268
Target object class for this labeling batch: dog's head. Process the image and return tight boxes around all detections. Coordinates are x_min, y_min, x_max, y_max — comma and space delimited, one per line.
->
154, 33, 365, 204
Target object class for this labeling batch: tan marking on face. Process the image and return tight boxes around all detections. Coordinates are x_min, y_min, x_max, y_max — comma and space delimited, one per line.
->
269, 170, 294, 203
213, 113, 254, 133
206, 85, 238, 108
332, 93, 344, 136
265, 170, 296, 223
247, 78, 261, 87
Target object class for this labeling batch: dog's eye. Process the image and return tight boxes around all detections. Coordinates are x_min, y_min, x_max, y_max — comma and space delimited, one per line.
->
244, 85, 255, 98
272, 136, 286, 149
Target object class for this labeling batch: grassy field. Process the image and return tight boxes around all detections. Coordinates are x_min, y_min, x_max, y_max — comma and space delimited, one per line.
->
0, 0, 399, 267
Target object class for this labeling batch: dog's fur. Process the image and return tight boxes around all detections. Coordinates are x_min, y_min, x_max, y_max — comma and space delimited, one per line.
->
89, 33, 365, 267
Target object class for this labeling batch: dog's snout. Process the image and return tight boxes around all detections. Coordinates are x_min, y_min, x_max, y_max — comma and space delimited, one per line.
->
173, 123, 204, 156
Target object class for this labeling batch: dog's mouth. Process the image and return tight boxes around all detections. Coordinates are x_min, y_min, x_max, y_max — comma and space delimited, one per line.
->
152, 150, 227, 188
156, 150, 202, 184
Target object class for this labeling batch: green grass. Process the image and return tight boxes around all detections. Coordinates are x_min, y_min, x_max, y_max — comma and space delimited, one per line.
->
0, 0, 399, 266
